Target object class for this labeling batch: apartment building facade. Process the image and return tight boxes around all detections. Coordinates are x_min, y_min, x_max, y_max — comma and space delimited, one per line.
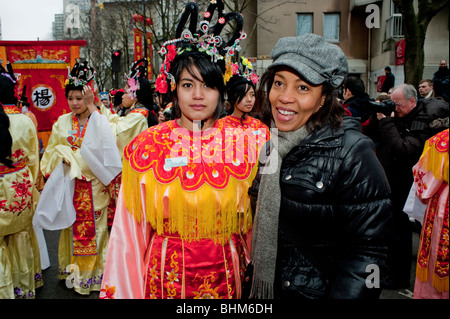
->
243, 0, 449, 98
52, 0, 448, 96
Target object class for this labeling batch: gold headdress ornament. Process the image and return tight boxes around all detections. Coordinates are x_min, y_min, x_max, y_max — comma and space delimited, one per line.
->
225, 56, 259, 87
155, 0, 247, 94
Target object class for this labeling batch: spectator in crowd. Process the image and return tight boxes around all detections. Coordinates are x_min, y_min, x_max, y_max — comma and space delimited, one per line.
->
432, 59, 449, 102
367, 84, 448, 289
341, 76, 372, 132
248, 34, 392, 299
418, 79, 435, 100
381, 66, 395, 94
376, 93, 391, 102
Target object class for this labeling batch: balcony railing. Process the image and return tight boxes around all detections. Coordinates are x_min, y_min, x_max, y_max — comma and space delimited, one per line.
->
386, 13, 403, 39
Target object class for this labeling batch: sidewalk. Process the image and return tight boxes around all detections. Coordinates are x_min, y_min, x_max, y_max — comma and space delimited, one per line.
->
380, 229, 420, 299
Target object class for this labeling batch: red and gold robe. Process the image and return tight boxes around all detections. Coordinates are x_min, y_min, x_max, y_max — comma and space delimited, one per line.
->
100, 119, 269, 299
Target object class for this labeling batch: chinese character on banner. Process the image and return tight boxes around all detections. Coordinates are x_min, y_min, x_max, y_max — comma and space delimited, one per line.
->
0, 40, 87, 149
133, 28, 153, 78
396, 39, 405, 65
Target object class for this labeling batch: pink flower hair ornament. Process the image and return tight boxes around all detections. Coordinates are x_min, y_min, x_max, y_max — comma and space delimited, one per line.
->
124, 58, 148, 98
227, 56, 259, 87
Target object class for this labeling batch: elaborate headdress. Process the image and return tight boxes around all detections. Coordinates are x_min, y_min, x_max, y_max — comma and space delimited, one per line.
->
124, 58, 148, 99
65, 58, 95, 87
225, 56, 259, 88
155, 0, 247, 94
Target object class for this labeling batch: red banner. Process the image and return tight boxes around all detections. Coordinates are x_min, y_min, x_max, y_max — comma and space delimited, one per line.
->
6, 45, 71, 63
396, 39, 405, 65
377, 75, 386, 93
0, 40, 87, 135
133, 29, 153, 77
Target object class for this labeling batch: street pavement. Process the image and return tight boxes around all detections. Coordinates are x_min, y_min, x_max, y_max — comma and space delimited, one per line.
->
35, 229, 99, 299
34, 225, 420, 300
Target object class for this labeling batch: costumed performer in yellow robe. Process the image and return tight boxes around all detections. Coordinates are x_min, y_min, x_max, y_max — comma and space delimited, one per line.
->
40, 61, 121, 295
100, 0, 265, 299
0, 65, 42, 299
97, 59, 159, 226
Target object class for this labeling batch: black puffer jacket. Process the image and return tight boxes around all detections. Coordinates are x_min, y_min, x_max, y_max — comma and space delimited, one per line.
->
252, 117, 392, 299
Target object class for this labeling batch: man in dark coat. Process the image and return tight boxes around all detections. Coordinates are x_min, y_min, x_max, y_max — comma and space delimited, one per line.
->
432, 59, 449, 102
381, 66, 395, 94
342, 76, 373, 132
369, 84, 449, 289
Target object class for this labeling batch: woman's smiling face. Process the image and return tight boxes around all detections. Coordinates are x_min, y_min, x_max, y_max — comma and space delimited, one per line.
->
269, 69, 324, 132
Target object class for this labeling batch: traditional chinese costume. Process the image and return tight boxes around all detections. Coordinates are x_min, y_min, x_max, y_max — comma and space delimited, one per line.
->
0, 104, 42, 299
413, 129, 449, 299
40, 111, 120, 295
219, 115, 269, 154
99, 103, 149, 225
100, 119, 264, 299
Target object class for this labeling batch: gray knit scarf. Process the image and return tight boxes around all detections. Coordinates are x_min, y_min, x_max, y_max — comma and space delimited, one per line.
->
250, 124, 309, 299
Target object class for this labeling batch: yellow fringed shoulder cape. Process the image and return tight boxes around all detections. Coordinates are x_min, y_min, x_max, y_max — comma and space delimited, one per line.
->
122, 119, 266, 243
419, 129, 449, 183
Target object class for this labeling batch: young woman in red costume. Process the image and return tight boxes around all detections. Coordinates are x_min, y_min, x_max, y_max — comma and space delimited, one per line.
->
100, 1, 261, 299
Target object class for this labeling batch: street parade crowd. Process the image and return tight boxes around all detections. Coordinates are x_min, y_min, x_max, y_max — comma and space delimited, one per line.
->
0, 0, 448, 300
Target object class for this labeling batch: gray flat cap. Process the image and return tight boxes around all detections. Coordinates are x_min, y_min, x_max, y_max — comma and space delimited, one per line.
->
269, 33, 348, 89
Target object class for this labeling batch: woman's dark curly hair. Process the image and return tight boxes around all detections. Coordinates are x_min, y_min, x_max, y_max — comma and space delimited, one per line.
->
256, 66, 344, 132
168, 48, 225, 121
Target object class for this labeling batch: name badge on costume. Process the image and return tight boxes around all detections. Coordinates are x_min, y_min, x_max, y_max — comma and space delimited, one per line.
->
252, 130, 261, 136
164, 157, 188, 171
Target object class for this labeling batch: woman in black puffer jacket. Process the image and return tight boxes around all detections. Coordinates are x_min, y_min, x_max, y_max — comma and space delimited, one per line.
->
247, 34, 392, 299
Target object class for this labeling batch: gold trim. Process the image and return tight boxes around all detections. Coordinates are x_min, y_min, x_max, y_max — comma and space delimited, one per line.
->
11, 63, 70, 69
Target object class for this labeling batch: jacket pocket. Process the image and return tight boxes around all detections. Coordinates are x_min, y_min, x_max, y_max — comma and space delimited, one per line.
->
278, 265, 329, 299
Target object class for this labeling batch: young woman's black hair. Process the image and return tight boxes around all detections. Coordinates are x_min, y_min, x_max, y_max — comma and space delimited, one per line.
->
0, 73, 18, 105
0, 105, 14, 168
0, 74, 15, 168
135, 78, 159, 127
64, 82, 84, 97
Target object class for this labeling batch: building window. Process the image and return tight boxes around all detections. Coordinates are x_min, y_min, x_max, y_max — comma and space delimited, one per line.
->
323, 13, 340, 42
297, 13, 313, 36
386, 0, 403, 38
